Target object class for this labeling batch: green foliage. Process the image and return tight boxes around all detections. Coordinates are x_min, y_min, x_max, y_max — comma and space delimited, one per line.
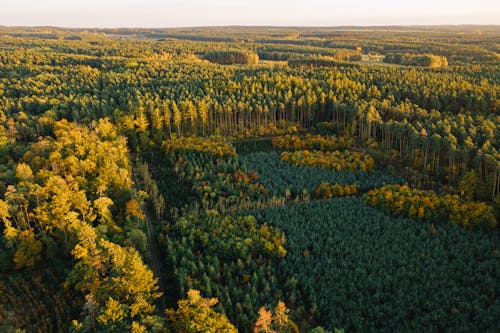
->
249, 197, 500, 332
205, 50, 259, 65
288, 56, 361, 68
0, 32, 497, 200
0, 26, 498, 332
384, 53, 448, 67
271, 135, 353, 151
165, 136, 237, 158
458, 169, 479, 200
161, 210, 289, 332
313, 183, 358, 199
309, 327, 344, 333
281, 150, 375, 172
240, 152, 402, 196
125, 228, 148, 253
12, 230, 42, 269
160, 144, 270, 213
495, 196, 500, 222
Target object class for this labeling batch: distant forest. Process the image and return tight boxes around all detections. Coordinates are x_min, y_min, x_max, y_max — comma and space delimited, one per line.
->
0, 26, 498, 333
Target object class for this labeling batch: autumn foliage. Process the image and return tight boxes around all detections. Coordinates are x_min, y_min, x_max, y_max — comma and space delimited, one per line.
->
272, 134, 353, 151
364, 185, 496, 229
254, 301, 299, 333
166, 289, 237, 333
313, 183, 359, 199
165, 136, 237, 158
281, 150, 375, 172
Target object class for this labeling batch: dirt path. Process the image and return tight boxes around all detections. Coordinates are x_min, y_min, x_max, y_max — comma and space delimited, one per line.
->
131, 162, 167, 312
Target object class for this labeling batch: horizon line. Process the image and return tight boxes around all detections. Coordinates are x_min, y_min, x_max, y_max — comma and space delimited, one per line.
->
1, 23, 500, 30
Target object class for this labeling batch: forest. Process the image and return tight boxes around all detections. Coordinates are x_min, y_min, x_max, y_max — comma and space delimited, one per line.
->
0, 25, 499, 332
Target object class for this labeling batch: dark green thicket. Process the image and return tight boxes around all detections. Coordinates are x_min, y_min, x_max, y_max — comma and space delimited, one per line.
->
205, 50, 259, 65
248, 197, 500, 332
240, 152, 403, 196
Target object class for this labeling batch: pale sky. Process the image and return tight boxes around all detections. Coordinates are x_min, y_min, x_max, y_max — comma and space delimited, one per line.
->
1, 0, 499, 28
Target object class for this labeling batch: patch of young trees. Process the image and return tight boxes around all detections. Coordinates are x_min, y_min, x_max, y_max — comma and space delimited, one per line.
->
249, 198, 500, 332
384, 53, 448, 68
364, 184, 496, 229
288, 56, 361, 68
205, 50, 259, 65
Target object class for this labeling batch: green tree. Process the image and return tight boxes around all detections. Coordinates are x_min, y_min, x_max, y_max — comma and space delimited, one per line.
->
458, 170, 479, 200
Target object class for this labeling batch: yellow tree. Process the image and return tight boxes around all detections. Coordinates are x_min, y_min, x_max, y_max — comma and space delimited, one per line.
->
273, 301, 299, 333
172, 101, 182, 137
254, 301, 298, 333
254, 307, 274, 333
162, 100, 172, 137
166, 289, 237, 333
68, 230, 162, 331
198, 100, 209, 135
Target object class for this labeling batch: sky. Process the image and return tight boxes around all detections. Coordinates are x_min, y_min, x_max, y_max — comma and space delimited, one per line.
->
1, 0, 499, 28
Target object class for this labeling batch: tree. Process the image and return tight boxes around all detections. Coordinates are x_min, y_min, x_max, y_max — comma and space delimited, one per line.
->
162, 100, 172, 137
68, 232, 162, 332
172, 101, 182, 137
458, 170, 479, 201
254, 307, 274, 333
12, 229, 42, 269
166, 289, 237, 333
198, 100, 209, 135
254, 301, 298, 333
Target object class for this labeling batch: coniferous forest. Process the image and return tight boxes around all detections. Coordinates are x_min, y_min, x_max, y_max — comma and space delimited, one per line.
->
0, 26, 499, 332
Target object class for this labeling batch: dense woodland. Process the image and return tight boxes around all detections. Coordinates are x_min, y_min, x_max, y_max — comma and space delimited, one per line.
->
0, 26, 499, 332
